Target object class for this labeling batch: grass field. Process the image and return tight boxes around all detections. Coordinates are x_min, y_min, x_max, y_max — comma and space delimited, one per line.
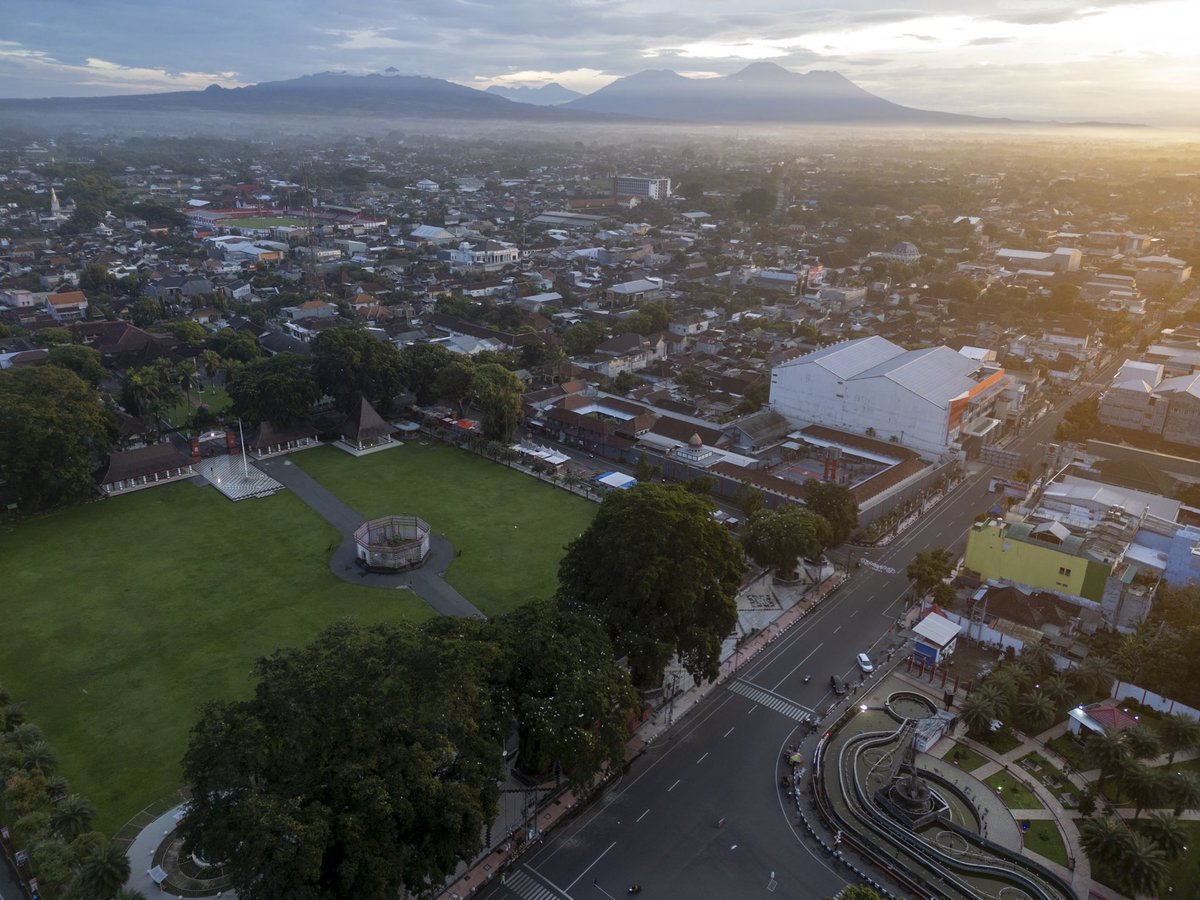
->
0, 482, 432, 834
167, 386, 231, 427
294, 443, 597, 616
1022, 820, 1068, 867
220, 216, 307, 229
984, 769, 1046, 809
945, 742, 989, 772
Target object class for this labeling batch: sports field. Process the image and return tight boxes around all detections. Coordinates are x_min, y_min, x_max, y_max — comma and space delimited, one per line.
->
220, 216, 307, 229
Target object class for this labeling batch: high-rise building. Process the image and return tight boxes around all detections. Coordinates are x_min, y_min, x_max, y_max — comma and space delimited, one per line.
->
613, 175, 671, 200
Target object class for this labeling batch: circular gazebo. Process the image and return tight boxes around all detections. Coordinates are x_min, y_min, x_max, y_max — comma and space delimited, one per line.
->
353, 515, 432, 572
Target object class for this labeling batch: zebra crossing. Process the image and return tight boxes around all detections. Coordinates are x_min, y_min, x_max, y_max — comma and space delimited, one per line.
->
502, 868, 572, 900
727, 678, 814, 724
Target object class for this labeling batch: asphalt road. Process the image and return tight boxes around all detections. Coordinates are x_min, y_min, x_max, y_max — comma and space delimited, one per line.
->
479, 359, 1123, 900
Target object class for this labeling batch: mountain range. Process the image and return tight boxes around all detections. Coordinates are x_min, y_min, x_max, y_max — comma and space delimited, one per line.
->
0, 64, 1025, 126
485, 82, 583, 106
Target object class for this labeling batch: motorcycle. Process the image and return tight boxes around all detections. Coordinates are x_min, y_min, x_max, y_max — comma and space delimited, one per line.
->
629, 885, 642, 894
803, 674, 812, 683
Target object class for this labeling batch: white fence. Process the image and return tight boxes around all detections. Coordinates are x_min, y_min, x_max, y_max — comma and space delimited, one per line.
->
1111, 681, 1200, 721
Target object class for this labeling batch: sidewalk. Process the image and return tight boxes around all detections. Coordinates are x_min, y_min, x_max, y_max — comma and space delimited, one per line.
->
437, 569, 848, 898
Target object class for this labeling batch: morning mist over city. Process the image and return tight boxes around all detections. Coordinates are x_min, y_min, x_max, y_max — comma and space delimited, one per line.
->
1, 3, 1199, 900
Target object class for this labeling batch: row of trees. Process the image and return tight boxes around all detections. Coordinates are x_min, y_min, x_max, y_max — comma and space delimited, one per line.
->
0, 684, 140, 900
1080, 812, 1188, 897
225, 331, 524, 442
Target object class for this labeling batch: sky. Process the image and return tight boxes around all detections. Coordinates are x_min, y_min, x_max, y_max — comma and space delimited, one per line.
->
2, 0, 1199, 125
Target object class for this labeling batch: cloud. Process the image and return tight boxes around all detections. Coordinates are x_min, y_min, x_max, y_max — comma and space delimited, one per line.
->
900, 33, 937, 41
322, 28, 417, 51
968, 36, 1014, 45
0, 43, 245, 94
469, 67, 616, 92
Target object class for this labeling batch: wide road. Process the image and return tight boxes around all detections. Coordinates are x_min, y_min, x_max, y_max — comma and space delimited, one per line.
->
480, 358, 1123, 900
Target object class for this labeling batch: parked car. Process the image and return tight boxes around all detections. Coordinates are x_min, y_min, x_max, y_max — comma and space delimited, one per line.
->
830, 675, 847, 695
856, 652, 874, 674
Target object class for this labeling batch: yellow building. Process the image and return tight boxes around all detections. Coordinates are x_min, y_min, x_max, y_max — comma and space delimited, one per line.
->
963, 520, 1110, 602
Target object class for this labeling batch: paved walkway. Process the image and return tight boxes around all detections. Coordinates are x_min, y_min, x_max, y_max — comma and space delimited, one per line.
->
122, 804, 240, 899
257, 455, 484, 619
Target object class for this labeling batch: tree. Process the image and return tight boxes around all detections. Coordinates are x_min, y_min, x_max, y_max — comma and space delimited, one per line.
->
1071, 655, 1116, 699
1141, 810, 1188, 860
207, 328, 261, 363
906, 547, 954, 598
802, 479, 859, 545
1158, 712, 1200, 764
736, 186, 775, 218
633, 451, 660, 484
558, 484, 746, 688
1121, 762, 1163, 818
1018, 639, 1055, 682
181, 620, 504, 899
488, 600, 635, 787
312, 327, 405, 413
1014, 691, 1056, 734
1116, 831, 1169, 897
471, 362, 522, 442
1124, 725, 1162, 761
1163, 770, 1200, 815
23, 740, 58, 774
398, 343, 455, 405
1084, 731, 1131, 794
50, 793, 96, 841
434, 358, 475, 417
1056, 396, 1100, 442
742, 506, 833, 579
227, 353, 319, 426
563, 321, 606, 357
47, 344, 106, 388
124, 360, 176, 434
0, 366, 111, 510
1041, 673, 1075, 713
828, 888, 883, 900
129, 297, 162, 328
72, 840, 131, 900
959, 691, 997, 739
201, 349, 224, 388
1079, 815, 1129, 866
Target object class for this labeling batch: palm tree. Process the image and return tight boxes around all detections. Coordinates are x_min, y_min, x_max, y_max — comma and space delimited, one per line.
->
1124, 724, 1161, 761
1159, 713, 1200, 764
1041, 673, 1075, 713
1162, 770, 1200, 815
8, 721, 44, 749
73, 841, 131, 900
959, 692, 996, 738
1140, 810, 1189, 860
1015, 691, 1056, 734
51, 793, 96, 841
1079, 814, 1130, 864
201, 348, 223, 389
176, 360, 198, 414
22, 740, 59, 775
1116, 831, 1169, 898
1084, 730, 1130, 794
1121, 762, 1163, 819
1020, 640, 1055, 680
1072, 655, 1117, 699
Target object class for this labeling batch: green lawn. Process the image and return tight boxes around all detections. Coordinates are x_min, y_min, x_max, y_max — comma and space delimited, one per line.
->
1046, 734, 1088, 771
979, 727, 1022, 755
984, 769, 1046, 809
1023, 819, 1069, 867
0, 482, 432, 835
294, 443, 597, 616
945, 742, 989, 772
1159, 820, 1200, 896
167, 386, 231, 427
1016, 752, 1078, 805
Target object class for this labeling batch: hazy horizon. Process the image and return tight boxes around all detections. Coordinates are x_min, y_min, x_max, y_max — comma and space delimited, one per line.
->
2, 0, 1198, 127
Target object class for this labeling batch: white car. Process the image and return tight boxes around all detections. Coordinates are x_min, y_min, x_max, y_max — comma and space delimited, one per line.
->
856, 653, 874, 673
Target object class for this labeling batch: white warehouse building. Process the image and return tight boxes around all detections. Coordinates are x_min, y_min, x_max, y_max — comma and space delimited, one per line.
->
769, 336, 1010, 458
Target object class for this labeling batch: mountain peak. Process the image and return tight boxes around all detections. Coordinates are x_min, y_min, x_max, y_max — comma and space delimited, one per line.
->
728, 61, 793, 80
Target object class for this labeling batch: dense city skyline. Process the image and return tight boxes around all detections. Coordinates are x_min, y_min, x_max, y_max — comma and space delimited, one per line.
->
2, 0, 1198, 125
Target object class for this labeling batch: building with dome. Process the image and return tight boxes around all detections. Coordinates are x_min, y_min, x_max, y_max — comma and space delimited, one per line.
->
881, 241, 922, 264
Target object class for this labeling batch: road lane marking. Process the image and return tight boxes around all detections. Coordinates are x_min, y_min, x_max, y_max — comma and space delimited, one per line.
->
849, 609, 858, 617
697, 752, 709, 764
723, 726, 735, 737
770, 640, 825, 691
636, 808, 650, 823
564, 841, 615, 892
506, 868, 574, 900
833, 625, 841, 633
668, 779, 680, 792
727, 679, 813, 723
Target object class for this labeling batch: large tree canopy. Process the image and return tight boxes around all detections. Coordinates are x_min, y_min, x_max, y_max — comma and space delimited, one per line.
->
906, 546, 955, 597
227, 353, 320, 426
180, 620, 504, 900
742, 504, 833, 578
803, 479, 859, 545
557, 484, 746, 688
471, 362, 523, 442
311, 327, 405, 413
398, 343, 456, 405
488, 599, 636, 787
0, 366, 111, 509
